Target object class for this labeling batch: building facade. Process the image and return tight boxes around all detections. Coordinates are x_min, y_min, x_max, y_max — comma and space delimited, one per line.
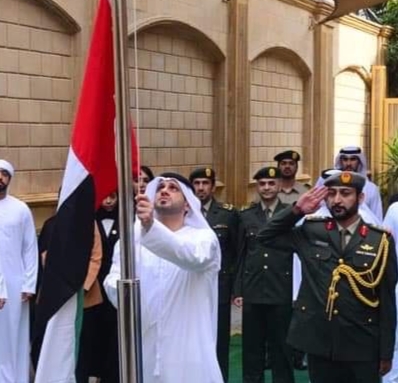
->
0, 0, 391, 226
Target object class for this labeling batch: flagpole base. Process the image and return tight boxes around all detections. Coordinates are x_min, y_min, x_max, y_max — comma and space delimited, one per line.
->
117, 279, 143, 383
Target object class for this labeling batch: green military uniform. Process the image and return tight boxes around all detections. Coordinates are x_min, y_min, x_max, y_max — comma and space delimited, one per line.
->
235, 200, 295, 383
206, 199, 240, 382
189, 167, 241, 382
274, 150, 309, 205
258, 206, 398, 383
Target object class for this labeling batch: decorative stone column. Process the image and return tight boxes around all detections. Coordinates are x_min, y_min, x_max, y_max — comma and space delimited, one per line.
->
377, 26, 393, 66
226, 0, 250, 205
312, 1, 335, 180
371, 65, 388, 178
371, 26, 392, 179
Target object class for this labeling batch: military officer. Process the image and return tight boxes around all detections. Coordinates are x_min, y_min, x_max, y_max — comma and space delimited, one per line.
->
274, 150, 308, 205
274, 149, 310, 369
258, 172, 398, 383
189, 167, 240, 383
233, 166, 295, 383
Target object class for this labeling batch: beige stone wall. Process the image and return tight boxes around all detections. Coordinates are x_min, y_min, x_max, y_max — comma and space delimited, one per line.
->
250, 53, 304, 177
0, 0, 387, 217
334, 20, 378, 75
248, 0, 314, 71
0, 0, 73, 196
333, 18, 377, 167
334, 71, 370, 157
126, 0, 228, 57
248, 0, 313, 180
129, 27, 217, 177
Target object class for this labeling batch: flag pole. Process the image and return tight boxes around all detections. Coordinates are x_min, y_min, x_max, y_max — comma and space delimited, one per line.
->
112, 0, 143, 382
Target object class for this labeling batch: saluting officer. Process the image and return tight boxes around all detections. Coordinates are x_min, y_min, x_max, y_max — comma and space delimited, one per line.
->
258, 172, 398, 383
233, 166, 295, 383
274, 150, 308, 205
189, 167, 241, 383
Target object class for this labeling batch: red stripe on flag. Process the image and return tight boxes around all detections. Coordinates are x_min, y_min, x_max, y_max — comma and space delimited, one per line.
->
71, 0, 138, 208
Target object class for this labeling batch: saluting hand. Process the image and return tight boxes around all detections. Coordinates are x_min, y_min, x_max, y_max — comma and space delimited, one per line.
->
136, 194, 154, 231
0, 298, 6, 309
293, 186, 329, 216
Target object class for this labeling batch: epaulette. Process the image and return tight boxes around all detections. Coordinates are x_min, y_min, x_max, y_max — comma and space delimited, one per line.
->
222, 203, 234, 211
368, 223, 391, 234
240, 203, 256, 212
304, 215, 329, 222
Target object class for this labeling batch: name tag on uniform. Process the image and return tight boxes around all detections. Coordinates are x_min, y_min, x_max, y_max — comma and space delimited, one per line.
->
213, 224, 228, 229
312, 240, 329, 247
356, 250, 377, 257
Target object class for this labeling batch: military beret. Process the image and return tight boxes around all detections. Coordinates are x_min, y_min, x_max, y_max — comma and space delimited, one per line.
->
253, 166, 281, 180
188, 167, 216, 183
339, 146, 361, 155
323, 171, 366, 192
274, 150, 301, 162
159, 172, 195, 192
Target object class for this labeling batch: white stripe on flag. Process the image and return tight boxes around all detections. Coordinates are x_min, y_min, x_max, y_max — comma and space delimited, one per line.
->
58, 148, 89, 209
34, 294, 80, 383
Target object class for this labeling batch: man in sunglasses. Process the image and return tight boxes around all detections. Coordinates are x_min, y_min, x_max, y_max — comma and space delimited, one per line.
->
334, 146, 382, 221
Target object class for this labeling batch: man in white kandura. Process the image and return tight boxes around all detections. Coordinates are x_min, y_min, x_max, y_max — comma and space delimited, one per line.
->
0, 262, 6, 310
334, 146, 383, 221
104, 172, 224, 383
0, 159, 38, 383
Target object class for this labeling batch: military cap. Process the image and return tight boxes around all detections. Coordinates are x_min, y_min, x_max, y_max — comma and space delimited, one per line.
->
274, 150, 301, 162
159, 172, 195, 192
188, 167, 216, 183
253, 166, 281, 180
323, 171, 366, 192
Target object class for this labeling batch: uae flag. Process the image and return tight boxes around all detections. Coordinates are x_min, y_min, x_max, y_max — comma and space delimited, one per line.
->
32, 0, 138, 381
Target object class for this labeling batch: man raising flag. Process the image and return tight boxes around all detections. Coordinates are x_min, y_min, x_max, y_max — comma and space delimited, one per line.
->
32, 0, 138, 381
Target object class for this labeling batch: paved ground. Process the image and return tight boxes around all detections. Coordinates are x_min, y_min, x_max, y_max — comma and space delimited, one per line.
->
231, 305, 242, 335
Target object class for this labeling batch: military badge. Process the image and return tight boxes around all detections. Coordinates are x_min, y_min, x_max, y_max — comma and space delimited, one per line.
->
292, 152, 298, 160
205, 168, 212, 177
360, 244, 374, 251
222, 203, 233, 210
340, 172, 352, 184
269, 168, 275, 177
